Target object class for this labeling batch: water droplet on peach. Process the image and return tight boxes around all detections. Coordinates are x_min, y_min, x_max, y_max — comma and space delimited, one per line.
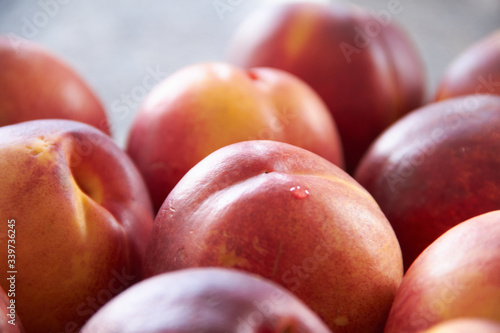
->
290, 186, 309, 199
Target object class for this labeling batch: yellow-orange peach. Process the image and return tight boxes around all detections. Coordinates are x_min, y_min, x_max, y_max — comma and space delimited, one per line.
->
0, 120, 153, 332
127, 62, 343, 211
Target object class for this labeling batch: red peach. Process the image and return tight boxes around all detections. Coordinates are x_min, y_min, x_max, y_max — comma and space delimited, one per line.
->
355, 95, 500, 270
0, 35, 110, 134
227, 2, 425, 172
436, 29, 500, 100
384, 211, 500, 333
82, 268, 333, 333
144, 140, 403, 333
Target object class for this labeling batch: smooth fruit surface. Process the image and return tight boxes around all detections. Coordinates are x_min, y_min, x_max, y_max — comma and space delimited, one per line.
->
436, 29, 500, 100
384, 211, 500, 333
145, 140, 402, 333
127, 62, 343, 211
227, 2, 425, 172
0, 36, 110, 134
355, 95, 500, 270
0, 120, 153, 332
421, 318, 500, 333
82, 267, 333, 333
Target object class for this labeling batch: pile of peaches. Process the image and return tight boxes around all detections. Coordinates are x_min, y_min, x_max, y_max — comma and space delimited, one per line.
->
1, 2, 500, 333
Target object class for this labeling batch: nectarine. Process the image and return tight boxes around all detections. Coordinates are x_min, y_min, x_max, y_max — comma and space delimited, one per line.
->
436, 29, 500, 100
127, 62, 343, 211
384, 211, 500, 333
144, 140, 402, 333
355, 95, 500, 270
0, 120, 153, 332
0, 36, 110, 134
227, 2, 425, 172
82, 268, 333, 332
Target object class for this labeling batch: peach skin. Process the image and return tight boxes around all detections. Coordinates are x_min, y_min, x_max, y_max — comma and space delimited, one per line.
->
0, 35, 110, 134
0, 119, 153, 332
144, 140, 402, 333
384, 211, 500, 333
227, 1, 425, 172
127, 62, 343, 211
436, 29, 500, 100
82, 268, 333, 333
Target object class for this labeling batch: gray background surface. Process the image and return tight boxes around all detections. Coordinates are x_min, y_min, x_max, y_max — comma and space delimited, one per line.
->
1, 0, 499, 146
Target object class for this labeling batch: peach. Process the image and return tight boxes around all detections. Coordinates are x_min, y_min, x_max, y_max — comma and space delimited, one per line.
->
127, 62, 343, 211
0, 35, 110, 134
82, 268, 333, 332
384, 211, 500, 333
421, 318, 500, 333
144, 140, 402, 333
227, 1, 425, 172
355, 95, 500, 270
436, 29, 500, 100
0, 120, 153, 332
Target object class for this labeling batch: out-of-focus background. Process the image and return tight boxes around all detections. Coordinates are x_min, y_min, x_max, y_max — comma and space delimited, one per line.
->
1, 0, 499, 146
